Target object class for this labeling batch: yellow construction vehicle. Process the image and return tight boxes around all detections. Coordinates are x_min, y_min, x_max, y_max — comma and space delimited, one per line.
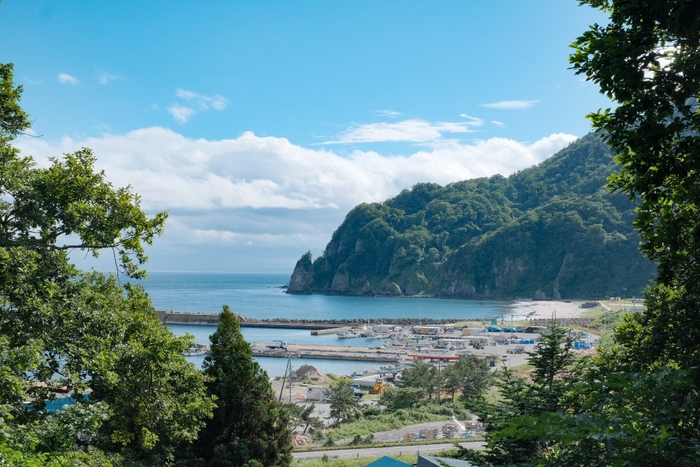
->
368, 378, 388, 395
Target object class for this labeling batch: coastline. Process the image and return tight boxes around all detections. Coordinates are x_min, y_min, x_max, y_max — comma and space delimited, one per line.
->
511, 300, 590, 320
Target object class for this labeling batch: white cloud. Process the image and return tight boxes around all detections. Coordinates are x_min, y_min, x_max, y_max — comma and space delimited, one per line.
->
325, 117, 484, 144
167, 105, 196, 123
58, 73, 80, 85
375, 110, 404, 117
17, 128, 577, 271
491, 120, 505, 127
18, 127, 576, 214
527, 133, 578, 160
482, 100, 539, 109
175, 89, 228, 111
167, 89, 228, 123
98, 71, 126, 85
191, 229, 309, 246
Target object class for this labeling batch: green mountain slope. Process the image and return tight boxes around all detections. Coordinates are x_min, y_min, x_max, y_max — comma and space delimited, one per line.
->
287, 134, 655, 299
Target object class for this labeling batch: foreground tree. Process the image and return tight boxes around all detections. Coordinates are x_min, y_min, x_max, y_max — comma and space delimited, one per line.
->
571, 0, 700, 370
184, 305, 292, 467
1, 63, 213, 465
466, 3, 700, 465
454, 321, 580, 466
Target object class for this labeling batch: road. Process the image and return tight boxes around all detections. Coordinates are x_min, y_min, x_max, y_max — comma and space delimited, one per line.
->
293, 441, 485, 460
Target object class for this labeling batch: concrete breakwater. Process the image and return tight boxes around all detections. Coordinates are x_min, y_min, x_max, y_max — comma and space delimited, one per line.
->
158, 309, 488, 328
252, 343, 403, 363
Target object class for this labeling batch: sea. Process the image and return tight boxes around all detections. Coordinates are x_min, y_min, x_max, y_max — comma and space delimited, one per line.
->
140, 272, 531, 377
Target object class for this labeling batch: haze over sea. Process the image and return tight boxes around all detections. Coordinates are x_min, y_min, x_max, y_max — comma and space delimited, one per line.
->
142, 272, 527, 377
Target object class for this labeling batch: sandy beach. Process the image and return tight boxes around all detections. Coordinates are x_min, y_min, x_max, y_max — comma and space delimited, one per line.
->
513, 300, 590, 320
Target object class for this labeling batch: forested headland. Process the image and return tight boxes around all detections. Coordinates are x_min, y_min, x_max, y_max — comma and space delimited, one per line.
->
288, 134, 656, 299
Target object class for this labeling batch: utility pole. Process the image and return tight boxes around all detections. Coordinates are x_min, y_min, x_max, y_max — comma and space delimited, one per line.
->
437, 359, 442, 405
289, 354, 293, 403
278, 354, 293, 403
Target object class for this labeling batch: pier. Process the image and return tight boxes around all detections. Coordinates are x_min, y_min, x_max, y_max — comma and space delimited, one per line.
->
159, 310, 342, 329
251, 343, 403, 363
158, 310, 481, 329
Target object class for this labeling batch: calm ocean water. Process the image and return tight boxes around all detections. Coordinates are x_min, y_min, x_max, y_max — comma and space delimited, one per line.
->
140, 272, 528, 377
140, 272, 525, 320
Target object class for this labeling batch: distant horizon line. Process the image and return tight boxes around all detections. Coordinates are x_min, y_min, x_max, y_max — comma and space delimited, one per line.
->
98, 270, 292, 276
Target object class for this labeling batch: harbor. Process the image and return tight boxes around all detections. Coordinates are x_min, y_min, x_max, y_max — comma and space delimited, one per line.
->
185, 321, 597, 369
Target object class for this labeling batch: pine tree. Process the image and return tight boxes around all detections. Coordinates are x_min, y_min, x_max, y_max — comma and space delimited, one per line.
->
189, 306, 292, 467
453, 320, 580, 466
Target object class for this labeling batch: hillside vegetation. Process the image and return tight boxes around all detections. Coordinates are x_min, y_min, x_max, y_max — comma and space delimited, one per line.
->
287, 134, 655, 299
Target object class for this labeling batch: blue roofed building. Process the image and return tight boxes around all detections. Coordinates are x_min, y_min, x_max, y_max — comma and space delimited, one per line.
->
365, 456, 412, 467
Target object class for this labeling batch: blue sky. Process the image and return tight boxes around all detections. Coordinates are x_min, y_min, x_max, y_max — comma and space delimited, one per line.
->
1, 1, 610, 274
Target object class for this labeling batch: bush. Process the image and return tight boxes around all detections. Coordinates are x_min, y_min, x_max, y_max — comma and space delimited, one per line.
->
380, 387, 427, 411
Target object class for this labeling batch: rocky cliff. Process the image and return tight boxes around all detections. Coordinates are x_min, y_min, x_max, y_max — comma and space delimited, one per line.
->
287, 134, 656, 299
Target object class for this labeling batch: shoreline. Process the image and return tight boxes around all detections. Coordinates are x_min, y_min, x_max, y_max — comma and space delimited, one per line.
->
510, 300, 591, 320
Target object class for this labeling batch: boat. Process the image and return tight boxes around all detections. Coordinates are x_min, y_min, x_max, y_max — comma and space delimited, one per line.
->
337, 329, 360, 339
184, 344, 210, 356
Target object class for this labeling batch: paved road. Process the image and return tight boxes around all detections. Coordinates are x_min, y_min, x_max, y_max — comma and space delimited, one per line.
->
293, 441, 484, 460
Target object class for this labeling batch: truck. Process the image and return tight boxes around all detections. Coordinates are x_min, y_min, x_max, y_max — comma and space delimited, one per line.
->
266, 340, 288, 351
486, 325, 502, 332
350, 384, 365, 398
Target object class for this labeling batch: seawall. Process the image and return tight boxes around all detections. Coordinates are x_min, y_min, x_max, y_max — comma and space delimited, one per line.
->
158, 310, 487, 329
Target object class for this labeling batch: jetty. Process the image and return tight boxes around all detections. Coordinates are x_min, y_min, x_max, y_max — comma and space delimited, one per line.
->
159, 310, 340, 329
158, 310, 483, 329
251, 343, 403, 363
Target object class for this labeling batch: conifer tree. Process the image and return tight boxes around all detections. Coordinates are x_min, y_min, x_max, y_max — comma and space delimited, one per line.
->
190, 305, 292, 467
454, 320, 580, 466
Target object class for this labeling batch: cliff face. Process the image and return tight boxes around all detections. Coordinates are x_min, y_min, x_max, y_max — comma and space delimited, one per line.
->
286, 252, 314, 293
287, 134, 656, 299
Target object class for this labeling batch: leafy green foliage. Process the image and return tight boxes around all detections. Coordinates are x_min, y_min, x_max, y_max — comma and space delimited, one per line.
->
571, 0, 700, 370
88, 286, 214, 465
510, 3, 700, 465
498, 368, 700, 466
397, 360, 439, 400
289, 135, 655, 299
325, 402, 471, 442
397, 356, 491, 407
327, 378, 361, 426
1, 64, 212, 466
0, 63, 30, 141
284, 402, 323, 435
0, 439, 120, 467
441, 355, 492, 406
379, 387, 427, 411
